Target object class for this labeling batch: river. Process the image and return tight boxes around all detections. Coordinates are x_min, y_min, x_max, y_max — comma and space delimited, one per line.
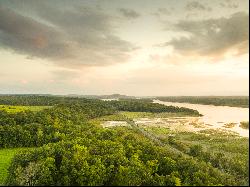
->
153, 99, 249, 137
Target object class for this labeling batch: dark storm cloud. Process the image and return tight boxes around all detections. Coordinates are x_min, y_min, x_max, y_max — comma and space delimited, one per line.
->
185, 1, 212, 12
164, 12, 249, 58
118, 8, 140, 19
0, 5, 71, 60
0, 2, 136, 68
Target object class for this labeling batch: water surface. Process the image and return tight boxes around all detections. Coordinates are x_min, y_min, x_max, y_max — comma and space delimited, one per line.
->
154, 100, 249, 137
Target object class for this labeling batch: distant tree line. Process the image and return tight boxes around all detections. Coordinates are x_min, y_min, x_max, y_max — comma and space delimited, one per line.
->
157, 96, 249, 108
106, 100, 201, 115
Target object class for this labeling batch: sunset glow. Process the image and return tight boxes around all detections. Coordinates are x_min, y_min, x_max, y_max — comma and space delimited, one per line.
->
0, 0, 248, 96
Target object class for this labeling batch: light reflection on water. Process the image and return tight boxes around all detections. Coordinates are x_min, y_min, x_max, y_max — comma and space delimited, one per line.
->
154, 100, 249, 137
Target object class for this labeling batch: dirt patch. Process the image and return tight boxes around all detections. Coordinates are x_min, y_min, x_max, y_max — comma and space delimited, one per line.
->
102, 121, 130, 128
223, 123, 237, 128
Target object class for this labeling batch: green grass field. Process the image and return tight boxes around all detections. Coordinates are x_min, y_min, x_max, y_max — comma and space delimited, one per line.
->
0, 148, 33, 185
0, 105, 51, 113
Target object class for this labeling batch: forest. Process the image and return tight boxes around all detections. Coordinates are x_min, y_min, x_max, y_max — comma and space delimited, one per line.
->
0, 95, 248, 186
156, 96, 249, 108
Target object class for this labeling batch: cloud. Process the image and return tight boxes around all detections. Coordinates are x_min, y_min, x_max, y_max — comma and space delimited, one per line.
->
0, 3, 136, 68
185, 1, 212, 12
164, 12, 249, 59
118, 8, 140, 19
0, 5, 69, 60
152, 7, 173, 17
220, 0, 239, 9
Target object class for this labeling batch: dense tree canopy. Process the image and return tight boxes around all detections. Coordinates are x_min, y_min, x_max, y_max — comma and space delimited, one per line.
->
0, 95, 248, 186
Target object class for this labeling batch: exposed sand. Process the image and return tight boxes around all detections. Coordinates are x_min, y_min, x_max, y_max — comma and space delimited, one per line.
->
102, 121, 130, 128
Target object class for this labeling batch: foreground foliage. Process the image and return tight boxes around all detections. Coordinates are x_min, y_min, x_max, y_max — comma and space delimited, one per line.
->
0, 95, 248, 186
0, 147, 31, 184
142, 127, 249, 185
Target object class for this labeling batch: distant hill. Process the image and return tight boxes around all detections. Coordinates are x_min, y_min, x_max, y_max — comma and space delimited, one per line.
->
99, 94, 136, 99
66, 94, 137, 100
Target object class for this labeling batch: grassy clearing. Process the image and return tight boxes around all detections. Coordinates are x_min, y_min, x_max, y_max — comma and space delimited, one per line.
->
240, 121, 249, 129
0, 147, 34, 185
142, 126, 171, 137
120, 111, 198, 118
0, 105, 51, 113
92, 113, 127, 121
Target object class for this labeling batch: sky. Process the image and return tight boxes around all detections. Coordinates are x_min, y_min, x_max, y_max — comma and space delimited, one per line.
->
0, 0, 249, 96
